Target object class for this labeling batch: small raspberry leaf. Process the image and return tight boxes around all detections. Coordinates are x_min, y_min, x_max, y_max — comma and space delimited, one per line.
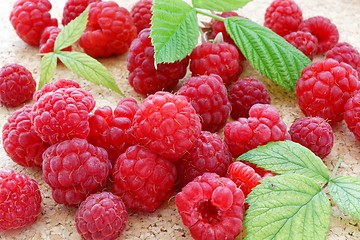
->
239, 140, 329, 185
225, 17, 312, 91
192, 0, 252, 12
151, 0, 199, 64
328, 176, 360, 221
39, 53, 57, 89
244, 174, 331, 240
56, 52, 123, 95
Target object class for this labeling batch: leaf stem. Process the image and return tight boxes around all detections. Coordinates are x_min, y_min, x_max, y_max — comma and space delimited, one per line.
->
330, 157, 343, 179
195, 8, 225, 21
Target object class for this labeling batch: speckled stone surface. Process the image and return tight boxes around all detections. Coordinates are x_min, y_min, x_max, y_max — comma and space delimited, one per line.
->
0, 0, 359, 239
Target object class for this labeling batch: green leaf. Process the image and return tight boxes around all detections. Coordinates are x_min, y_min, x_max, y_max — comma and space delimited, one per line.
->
151, 0, 199, 64
54, 7, 89, 52
329, 176, 360, 221
192, 0, 252, 12
38, 53, 57, 90
244, 174, 331, 240
225, 17, 311, 91
239, 140, 329, 185
56, 52, 123, 95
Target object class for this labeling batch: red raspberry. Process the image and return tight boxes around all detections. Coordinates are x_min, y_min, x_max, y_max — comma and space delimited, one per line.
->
33, 79, 81, 101
112, 145, 177, 212
242, 161, 275, 178
177, 74, 231, 132
289, 117, 334, 159
0, 169, 42, 230
132, 91, 202, 161
228, 77, 271, 119
264, 0, 303, 37
79, 1, 137, 58
326, 42, 360, 76
127, 28, 189, 95
190, 41, 243, 86
175, 173, 245, 240
175, 131, 233, 188
2, 105, 49, 167
42, 138, 111, 206
344, 93, 360, 141
224, 104, 290, 158
76, 192, 128, 240
0, 64, 36, 107
62, 0, 101, 26
284, 31, 318, 59
299, 16, 339, 54
9, 0, 58, 46
88, 97, 139, 163
31, 87, 96, 144
39, 26, 72, 54
296, 58, 360, 123
130, 0, 152, 33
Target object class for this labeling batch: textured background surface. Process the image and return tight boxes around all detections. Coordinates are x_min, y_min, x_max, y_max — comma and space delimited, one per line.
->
0, 0, 360, 239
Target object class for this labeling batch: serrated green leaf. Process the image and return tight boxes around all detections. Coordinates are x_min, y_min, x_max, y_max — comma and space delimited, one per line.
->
239, 140, 329, 185
151, 0, 198, 64
329, 176, 360, 221
192, 0, 252, 12
56, 52, 123, 95
38, 53, 57, 90
54, 7, 89, 52
245, 174, 330, 240
225, 17, 311, 91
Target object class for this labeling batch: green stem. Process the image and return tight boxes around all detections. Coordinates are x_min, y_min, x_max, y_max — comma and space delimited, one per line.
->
330, 157, 343, 179
195, 8, 225, 21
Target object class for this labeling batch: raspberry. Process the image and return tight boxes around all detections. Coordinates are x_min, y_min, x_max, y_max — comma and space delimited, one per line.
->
326, 42, 360, 76
228, 77, 271, 119
175, 131, 233, 188
264, 0, 303, 37
132, 91, 202, 161
284, 31, 318, 59
112, 145, 177, 212
298, 16, 339, 54
42, 138, 111, 206
75, 192, 128, 240
127, 28, 189, 95
9, 0, 58, 46
175, 173, 245, 240
344, 93, 360, 141
0, 64, 36, 107
2, 105, 49, 167
79, 1, 137, 58
177, 74, 231, 132
296, 58, 360, 123
224, 104, 290, 158
190, 41, 243, 86
130, 0, 152, 33
33, 79, 81, 101
209, 12, 239, 45
62, 0, 100, 26
39, 26, 72, 54
242, 161, 275, 178
0, 169, 42, 230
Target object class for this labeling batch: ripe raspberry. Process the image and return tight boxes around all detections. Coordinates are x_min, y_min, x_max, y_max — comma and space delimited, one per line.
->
0, 169, 42, 230
296, 58, 360, 123
326, 42, 360, 76
284, 31, 318, 59
62, 0, 100, 26
2, 105, 49, 167
298, 16, 339, 54
76, 192, 128, 240
175, 173, 245, 240
127, 28, 189, 95
190, 41, 243, 86
0, 64, 36, 107
79, 1, 137, 58
132, 91, 202, 161
344, 93, 360, 141
33, 79, 81, 101
264, 0, 303, 37
209, 12, 239, 45
224, 104, 290, 158
112, 145, 177, 212
31, 87, 96, 144
9, 0, 58, 46
177, 74, 231, 132
130, 0, 152, 33
88, 98, 139, 163
39, 26, 72, 54
175, 131, 233, 188
228, 77, 271, 119
42, 138, 111, 206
